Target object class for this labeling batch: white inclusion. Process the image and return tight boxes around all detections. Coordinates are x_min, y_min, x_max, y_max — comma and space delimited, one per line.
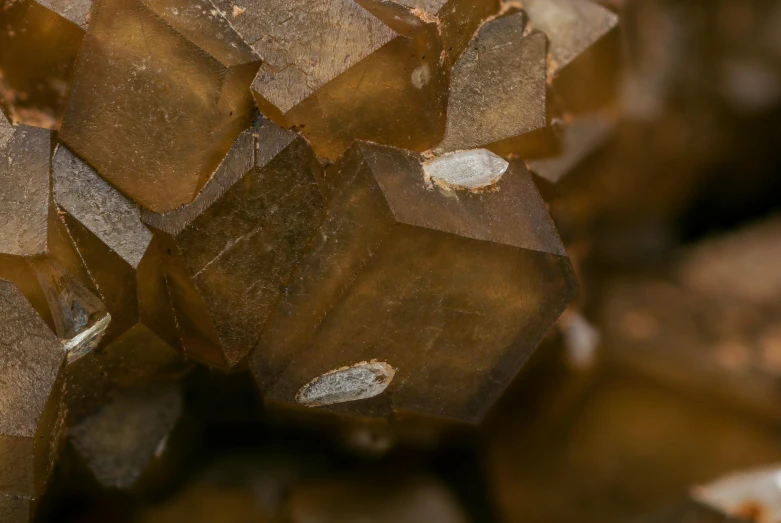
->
296, 361, 396, 407
63, 314, 112, 363
693, 463, 781, 520
423, 149, 509, 190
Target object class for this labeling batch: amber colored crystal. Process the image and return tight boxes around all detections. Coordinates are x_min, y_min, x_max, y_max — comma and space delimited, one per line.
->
35, 0, 92, 28
223, 0, 447, 159
520, 0, 618, 77
145, 120, 326, 371
0, 280, 65, 499
59, 0, 261, 213
251, 141, 577, 422
0, 124, 51, 257
0, 495, 36, 523
434, 13, 548, 155
527, 111, 616, 184
357, 0, 499, 63
0, 0, 85, 128
69, 382, 182, 489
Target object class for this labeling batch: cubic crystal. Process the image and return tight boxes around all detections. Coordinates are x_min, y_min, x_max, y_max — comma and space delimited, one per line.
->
0, 280, 65, 498
59, 0, 261, 213
145, 120, 326, 371
434, 13, 548, 155
251, 141, 577, 422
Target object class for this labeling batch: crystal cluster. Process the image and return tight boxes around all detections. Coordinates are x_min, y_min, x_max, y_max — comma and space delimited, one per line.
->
0, 0, 621, 514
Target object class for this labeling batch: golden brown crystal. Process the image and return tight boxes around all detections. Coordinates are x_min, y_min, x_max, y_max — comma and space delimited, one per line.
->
434, 13, 548, 155
251, 141, 576, 422
146, 120, 326, 371
59, 0, 261, 213
0, 0, 85, 128
0, 495, 36, 523
69, 382, 182, 489
0, 280, 65, 498
0, 124, 51, 257
226, 0, 446, 159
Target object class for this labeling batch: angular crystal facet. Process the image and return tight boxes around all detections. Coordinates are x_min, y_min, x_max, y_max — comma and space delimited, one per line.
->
0, 0, 85, 128
527, 112, 615, 184
144, 120, 327, 371
225, 0, 447, 159
69, 382, 182, 489
520, 0, 618, 77
0, 125, 51, 257
0, 281, 65, 498
250, 141, 577, 422
435, 13, 548, 155
59, 0, 261, 213
35, 0, 92, 29
53, 145, 153, 269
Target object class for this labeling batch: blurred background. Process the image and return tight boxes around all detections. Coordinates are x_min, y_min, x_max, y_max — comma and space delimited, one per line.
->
5, 0, 781, 521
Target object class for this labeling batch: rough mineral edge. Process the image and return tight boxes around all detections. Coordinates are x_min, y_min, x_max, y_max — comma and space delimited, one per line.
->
692, 463, 781, 521
423, 149, 509, 192
63, 313, 112, 363
53, 145, 153, 268
296, 361, 396, 407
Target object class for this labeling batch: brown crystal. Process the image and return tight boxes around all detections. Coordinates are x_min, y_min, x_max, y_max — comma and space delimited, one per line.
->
0, 280, 65, 498
520, 0, 618, 77
0, 0, 84, 128
251, 141, 576, 422
434, 13, 548, 155
146, 120, 327, 371
0, 124, 51, 257
58, 0, 261, 213
224, 0, 446, 159
0, 495, 36, 523
527, 111, 615, 184
35, 0, 92, 29
69, 382, 182, 490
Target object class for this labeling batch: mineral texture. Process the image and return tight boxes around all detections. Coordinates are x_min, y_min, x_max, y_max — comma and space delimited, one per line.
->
147, 120, 326, 371
251, 141, 576, 422
59, 0, 261, 213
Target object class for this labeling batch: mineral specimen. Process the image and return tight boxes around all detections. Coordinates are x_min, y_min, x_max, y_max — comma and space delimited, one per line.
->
520, 0, 618, 77
59, 0, 261, 213
0, 122, 51, 257
251, 141, 576, 422
527, 111, 615, 184
226, 0, 448, 159
69, 382, 183, 489
0, 0, 85, 127
0, 280, 65, 499
0, 495, 36, 523
146, 120, 326, 371
434, 12, 548, 156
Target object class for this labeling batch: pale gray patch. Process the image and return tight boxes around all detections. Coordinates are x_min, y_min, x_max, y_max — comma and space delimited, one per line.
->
693, 463, 781, 521
423, 149, 509, 190
296, 361, 396, 407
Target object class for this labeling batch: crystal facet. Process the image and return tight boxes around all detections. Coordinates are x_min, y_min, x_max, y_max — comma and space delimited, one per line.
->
0, 280, 65, 499
59, 0, 261, 213
251, 141, 576, 422
435, 13, 547, 155
146, 120, 327, 370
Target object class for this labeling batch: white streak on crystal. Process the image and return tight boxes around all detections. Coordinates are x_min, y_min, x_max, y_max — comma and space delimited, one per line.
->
296, 361, 396, 407
63, 313, 111, 363
423, 149, 509, 190
693, 463, 781, 521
